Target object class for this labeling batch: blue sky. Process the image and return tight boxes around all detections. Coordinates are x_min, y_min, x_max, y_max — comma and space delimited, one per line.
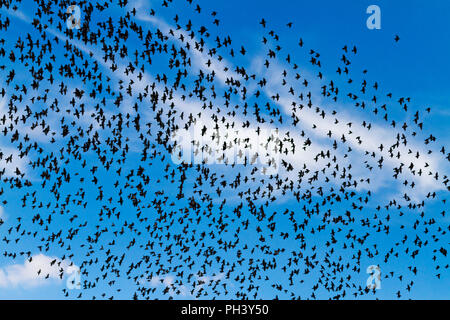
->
0, 0, 448, 299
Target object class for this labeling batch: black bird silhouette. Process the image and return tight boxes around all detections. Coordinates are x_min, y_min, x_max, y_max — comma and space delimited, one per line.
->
0, 0, 446, 302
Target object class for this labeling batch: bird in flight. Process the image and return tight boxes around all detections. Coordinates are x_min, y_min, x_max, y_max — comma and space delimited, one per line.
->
0, 0, 446, 302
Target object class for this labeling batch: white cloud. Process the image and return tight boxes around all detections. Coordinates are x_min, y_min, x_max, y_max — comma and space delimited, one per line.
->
148, 272, 226, 298
0, 254, 78, 288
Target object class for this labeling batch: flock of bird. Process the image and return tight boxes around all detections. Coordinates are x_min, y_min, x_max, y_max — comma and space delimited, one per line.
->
0, 0, 448, 300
